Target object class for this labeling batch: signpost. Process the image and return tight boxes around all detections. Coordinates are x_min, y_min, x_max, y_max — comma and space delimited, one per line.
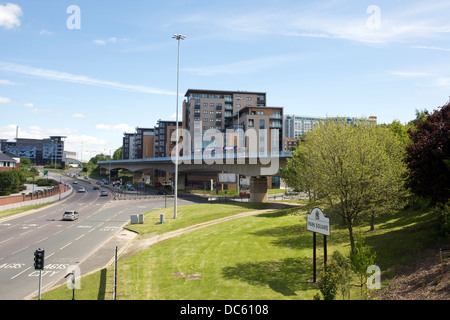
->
306, 208, 330, 283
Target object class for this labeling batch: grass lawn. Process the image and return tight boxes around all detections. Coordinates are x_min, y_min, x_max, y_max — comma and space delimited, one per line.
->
0, 202, 55, 220
40, 200, 442, 300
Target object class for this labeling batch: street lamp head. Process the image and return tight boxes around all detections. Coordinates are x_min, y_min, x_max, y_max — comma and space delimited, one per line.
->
172, 34, 186, 40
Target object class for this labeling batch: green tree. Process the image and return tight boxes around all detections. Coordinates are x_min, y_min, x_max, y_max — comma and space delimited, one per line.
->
284, 121, 408, 252
350, 233, 377, 299
113, 147, 122, 160
332, 251, 352, 300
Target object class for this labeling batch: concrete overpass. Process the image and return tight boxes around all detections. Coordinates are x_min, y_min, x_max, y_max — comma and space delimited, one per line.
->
98, 152, 292, 202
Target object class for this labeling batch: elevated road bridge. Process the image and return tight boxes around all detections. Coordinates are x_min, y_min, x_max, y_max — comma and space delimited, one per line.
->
98, 152, 292, 202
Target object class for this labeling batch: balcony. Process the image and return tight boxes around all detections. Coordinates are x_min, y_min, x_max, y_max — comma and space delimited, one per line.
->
216, 112, 222, 117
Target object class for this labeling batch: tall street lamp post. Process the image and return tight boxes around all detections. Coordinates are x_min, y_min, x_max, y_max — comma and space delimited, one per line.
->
172, 34, 185, 219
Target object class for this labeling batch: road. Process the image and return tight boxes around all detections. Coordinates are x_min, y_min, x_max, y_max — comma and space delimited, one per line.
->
0, 172, 196, 300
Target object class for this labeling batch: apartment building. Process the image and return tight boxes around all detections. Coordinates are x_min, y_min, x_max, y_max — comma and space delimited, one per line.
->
284, 114, 377, 140
122, 127, 155, 160
234, 106, 283, 153
182, 89, 282, 189
183, 89, 266, 148
0, 136, 66, 166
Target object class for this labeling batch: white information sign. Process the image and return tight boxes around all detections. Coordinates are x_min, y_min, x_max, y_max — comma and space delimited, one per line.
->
306, 208, 330, 236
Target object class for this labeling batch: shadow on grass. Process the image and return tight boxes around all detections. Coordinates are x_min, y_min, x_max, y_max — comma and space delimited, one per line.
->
97, 268, 107, 300
222, 257, 314, 296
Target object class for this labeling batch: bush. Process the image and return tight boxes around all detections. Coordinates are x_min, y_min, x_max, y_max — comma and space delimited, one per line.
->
317, 262, 339, 300
434, 201, 450, 238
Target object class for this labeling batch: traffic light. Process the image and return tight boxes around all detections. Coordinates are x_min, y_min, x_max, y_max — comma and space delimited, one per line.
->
34, 248, 45, 270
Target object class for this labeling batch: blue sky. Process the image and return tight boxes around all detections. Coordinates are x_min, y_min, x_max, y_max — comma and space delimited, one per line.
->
1, 0, 450, 160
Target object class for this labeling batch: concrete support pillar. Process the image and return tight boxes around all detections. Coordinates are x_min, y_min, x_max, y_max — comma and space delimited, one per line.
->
177, 173, 186, 191
250, 177, 268, 203
133, 171, 144, 184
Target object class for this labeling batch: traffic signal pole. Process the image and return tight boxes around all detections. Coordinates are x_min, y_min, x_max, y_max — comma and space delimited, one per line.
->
38, 270, 42, 300
34, 248, 45, 300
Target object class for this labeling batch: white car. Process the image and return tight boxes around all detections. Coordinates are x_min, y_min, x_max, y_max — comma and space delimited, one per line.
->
100, 190, 108, 196
78, 187, 86, 193
73, 181, 78, 184
63, 210, 79, 221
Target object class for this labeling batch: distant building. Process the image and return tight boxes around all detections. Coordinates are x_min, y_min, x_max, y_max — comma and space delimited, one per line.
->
283, 137, 297, 152
283, 115, 377, 140
0, 136, 66, 166
0, 151, 19, 172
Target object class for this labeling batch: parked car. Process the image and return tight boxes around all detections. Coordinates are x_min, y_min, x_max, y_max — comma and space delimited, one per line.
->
62, 210, 79, 221
101, 190, 108, 196
153, 182, 162, 188
78, 187, 86, 193
157, 190, 167, 195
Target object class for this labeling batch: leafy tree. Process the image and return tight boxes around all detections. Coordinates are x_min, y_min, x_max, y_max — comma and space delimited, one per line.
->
113, 147, 122, 160
350, 233, 377, 299
406, 103, 450, 204
284, 121, 408, 252
332, 251, 352, 300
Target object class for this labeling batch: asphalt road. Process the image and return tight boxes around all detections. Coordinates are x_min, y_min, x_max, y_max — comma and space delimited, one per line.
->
0, 173, 195, 300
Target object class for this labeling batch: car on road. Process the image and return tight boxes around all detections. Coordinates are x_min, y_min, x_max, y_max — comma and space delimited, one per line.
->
73, 180, 78, 184
93, 186, 99, 190
78, 187, 86, 193
101, 190, 108, 196
62, 210, 79, 221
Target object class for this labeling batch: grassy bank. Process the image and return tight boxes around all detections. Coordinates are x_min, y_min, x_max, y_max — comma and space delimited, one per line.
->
40, 200, 442, 300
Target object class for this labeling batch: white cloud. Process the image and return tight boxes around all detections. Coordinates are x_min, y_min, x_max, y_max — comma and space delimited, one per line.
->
96, 123, 134, 132
0, 79, 17, 85
0, 62, 176, 96
93, 37, 130, 45
411, 45, 450, 52
24, 103, 34, 108
0, 96, 11, 104
93, 39, 106, 45
184, 54, 301, 76
389, 71, 435, 78
72, 113, 85, 118
0, 3, 22, 29
39, 29, 54, 36
182, 3, 450, 45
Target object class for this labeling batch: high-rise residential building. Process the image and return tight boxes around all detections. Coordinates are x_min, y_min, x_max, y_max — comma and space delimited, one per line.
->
153, 120, 182, 183
154, 120, 182, 158
0, 136, 66, 166
183, 89, 277, 151
284, 115, 377, 140
182, 89, 282, 189
122, 132, 137, 160
122, 127, 155, 160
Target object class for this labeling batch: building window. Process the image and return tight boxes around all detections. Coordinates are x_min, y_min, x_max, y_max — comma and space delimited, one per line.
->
246, 97, 252, 101
259, 119, 265, 129
248, 119, 254, 127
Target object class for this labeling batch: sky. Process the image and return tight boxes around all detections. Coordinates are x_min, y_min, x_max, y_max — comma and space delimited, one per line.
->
1, 0, 450, 161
